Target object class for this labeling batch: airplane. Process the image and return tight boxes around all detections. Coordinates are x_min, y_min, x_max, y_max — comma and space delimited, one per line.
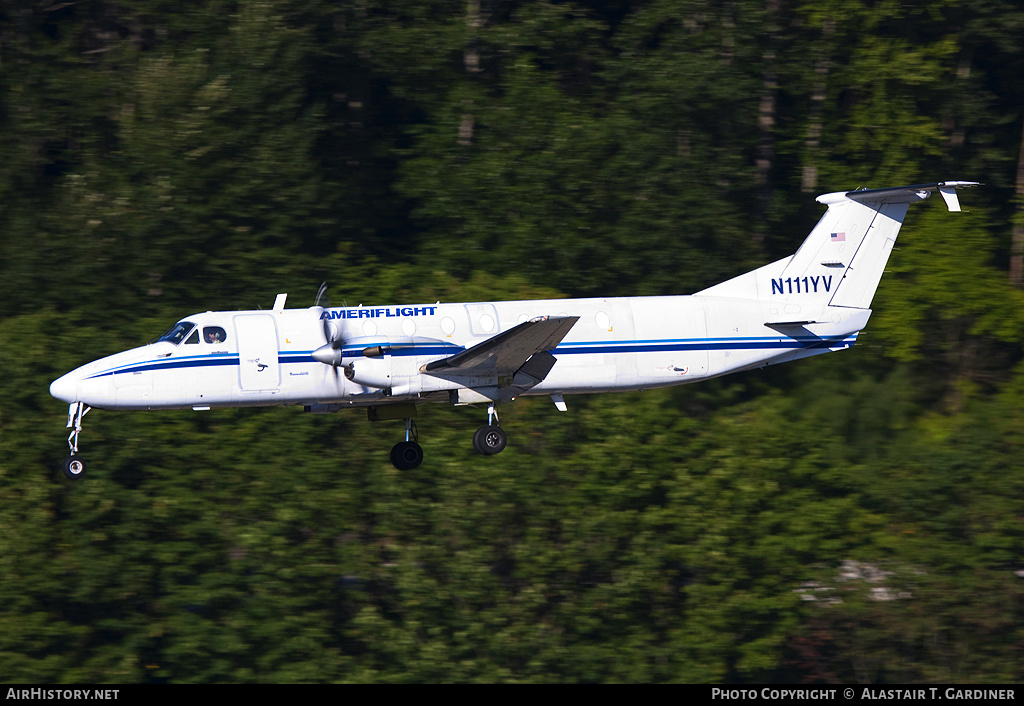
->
50, 181, 978, 479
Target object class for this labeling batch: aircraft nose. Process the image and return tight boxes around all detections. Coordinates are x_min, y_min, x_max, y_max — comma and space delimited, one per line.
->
49, 371, 80, 404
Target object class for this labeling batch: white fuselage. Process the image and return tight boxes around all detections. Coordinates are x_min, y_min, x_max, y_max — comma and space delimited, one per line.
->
50, 294, 868, 412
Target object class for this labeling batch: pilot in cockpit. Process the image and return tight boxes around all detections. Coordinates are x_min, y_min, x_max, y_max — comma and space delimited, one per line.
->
205, 326, 226, 344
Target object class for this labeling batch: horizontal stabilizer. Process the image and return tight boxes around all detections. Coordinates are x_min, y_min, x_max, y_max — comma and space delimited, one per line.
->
818, 181, 980, 209
423, 315, 579, 382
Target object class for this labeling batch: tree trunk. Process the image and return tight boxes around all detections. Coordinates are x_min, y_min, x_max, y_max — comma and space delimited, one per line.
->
460, 0, 482, 147
756, 0, 779, 216
802, 20, 834, 193
1011, 116, 1024, 287
465, 0, 481, 74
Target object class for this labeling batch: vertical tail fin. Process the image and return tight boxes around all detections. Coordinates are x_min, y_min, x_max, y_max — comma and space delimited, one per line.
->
784, 193, 909, 309
696, 182, 979, 307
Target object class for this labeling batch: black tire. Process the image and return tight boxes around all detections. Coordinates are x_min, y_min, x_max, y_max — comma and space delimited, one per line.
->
61, 455, 87, 480
473, 425, 507, 455
390, 441, 424, 470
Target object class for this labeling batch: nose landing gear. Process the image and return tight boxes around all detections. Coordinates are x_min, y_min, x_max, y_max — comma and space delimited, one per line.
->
61, 402, 90, 480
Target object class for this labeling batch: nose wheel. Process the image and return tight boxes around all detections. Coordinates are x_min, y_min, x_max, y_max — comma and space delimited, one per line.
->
473, 404, 507, 456
62, 402, 90, 480
61, 455, 87, 480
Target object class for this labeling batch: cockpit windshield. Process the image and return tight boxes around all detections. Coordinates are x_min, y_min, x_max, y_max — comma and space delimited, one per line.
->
155, 321, 196, 345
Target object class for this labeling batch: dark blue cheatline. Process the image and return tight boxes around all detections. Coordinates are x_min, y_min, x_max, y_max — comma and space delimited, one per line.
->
84, 334, 857, 380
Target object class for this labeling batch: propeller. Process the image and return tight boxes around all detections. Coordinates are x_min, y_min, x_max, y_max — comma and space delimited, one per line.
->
312, 282, 345, 367
314, 281, 330, 308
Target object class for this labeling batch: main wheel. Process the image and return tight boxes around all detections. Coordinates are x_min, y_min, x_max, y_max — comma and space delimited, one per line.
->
61, 455, 87, 480
390, 441, 424, 470
473, 425, 507, 455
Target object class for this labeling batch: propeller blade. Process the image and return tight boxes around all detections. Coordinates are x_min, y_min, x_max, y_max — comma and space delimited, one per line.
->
314, 283, 344, 381
314, 282, 330, 309
322, 318, 342, 346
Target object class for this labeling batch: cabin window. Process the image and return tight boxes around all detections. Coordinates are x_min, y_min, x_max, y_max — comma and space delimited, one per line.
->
184, 330, 200, 345
157, 321, 196, 345
204, 326, 227, 344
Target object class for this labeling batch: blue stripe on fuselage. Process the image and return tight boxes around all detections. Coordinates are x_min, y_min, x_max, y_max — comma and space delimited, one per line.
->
553, 334, 856, 355
84, 335, 857, 379
85, 353, 239, 379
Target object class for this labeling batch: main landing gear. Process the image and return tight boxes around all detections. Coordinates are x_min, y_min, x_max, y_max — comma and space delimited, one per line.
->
472, 404, 507, 456
61, 402, 90, 480
387, 404, 509, 470
390, 417, 424, 471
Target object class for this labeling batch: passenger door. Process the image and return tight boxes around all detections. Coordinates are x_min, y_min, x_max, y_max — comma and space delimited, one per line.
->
234, 314, 280, 391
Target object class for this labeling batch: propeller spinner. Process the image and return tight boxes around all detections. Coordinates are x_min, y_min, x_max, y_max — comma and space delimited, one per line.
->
312, 282, 345, 366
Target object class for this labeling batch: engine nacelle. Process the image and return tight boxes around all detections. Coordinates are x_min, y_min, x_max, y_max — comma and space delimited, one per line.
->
315, 334, 445, 396
344, 358, 392, 389
344, 346, 423, 397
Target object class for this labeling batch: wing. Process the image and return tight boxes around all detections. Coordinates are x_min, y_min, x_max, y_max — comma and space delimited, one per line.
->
422, 316, 578, 392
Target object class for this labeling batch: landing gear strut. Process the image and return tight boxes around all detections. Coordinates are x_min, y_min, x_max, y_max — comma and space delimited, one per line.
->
390, 417, 423, 470
473, 404, 507, 456
62, 402, 90, 480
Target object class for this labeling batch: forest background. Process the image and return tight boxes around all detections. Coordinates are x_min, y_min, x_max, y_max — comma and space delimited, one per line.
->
1, 0, 1023, 683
